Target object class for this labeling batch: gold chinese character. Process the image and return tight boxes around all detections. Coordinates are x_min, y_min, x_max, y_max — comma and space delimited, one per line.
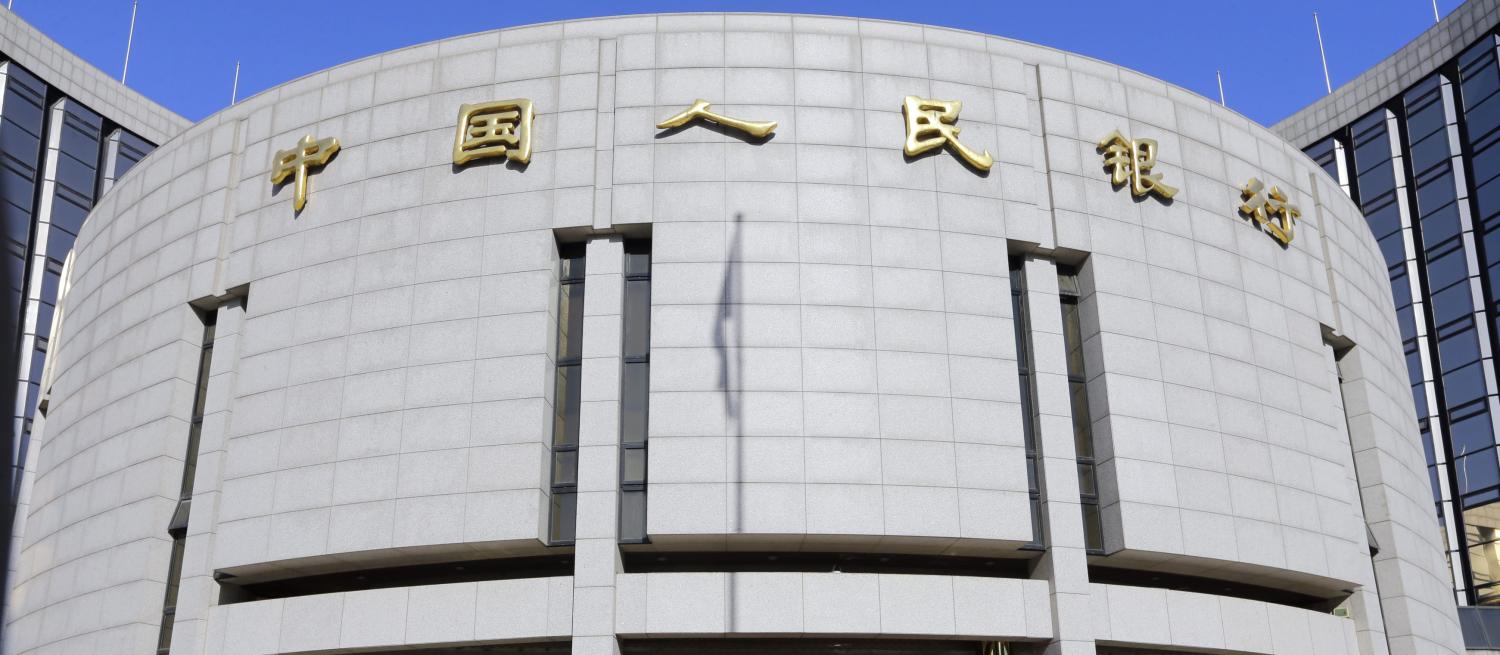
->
454, 99, 534, 166
901, 95, 993, 171
656, 99, 777, 138
1239, 177, 1299, 247
1097, 130, 1177, 200
271, 134, 340, 212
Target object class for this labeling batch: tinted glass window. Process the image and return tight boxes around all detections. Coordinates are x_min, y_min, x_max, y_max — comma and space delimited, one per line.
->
1358, 171, 1397, 201
1406, 93, 1446, 143
621, 362, 648, 446
1474, 144, 1500, 193
1379, 231, 1408, 268
1467, 66, 1500, 117
1426, 242, 1468, 292
552, 364, 580, 447
1304, 138, 1341, 181
1459, 448, 1500, 495
1445, 361, 1488, 409
619, 239, 651, 544
1391, 269, 1413, 307
1410, 132, 1452, 174
1453, 405, 1496, 457
1420, 201, 1462, 246
619, 490, 646, 542
1432, 283, 1475, 326
1416, 172, 1457, 217
623, 279, 650, 359
1438, 325, 1482, 371
1397, 305, 1419, 342
1366, 202, 1402, 241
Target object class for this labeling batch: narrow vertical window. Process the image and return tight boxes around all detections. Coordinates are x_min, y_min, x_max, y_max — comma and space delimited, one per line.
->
619, 240, 650, 543
158, 309, 215, 655
1009, 257, 1043, 546
549, 246, 585, 545
1058, 268, 1104, 553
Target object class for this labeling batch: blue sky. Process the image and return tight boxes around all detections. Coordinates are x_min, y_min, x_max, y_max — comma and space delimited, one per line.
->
10, 1, 1467, 127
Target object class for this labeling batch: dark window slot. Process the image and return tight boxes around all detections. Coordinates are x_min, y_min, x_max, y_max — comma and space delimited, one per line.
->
404, 642, 573, 654
620, 551, 1035, 578
1058, 266, 1105, 555
1009, 257, 1044, 548
158, 308, 217, 652
1087, 565, 1340, 611
620, 239, 651, 544
550, 243, 586, 545
621, 639, 1008, 655
218, 554, 577, 603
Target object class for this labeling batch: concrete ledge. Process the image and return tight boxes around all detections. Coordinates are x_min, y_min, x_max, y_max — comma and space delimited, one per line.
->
1089, 582, 1358, 654
613, 572, 1053, 640
202, 576, 573, 655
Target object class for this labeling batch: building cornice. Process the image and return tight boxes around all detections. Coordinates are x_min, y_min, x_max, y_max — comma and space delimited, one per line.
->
1274, 0, 1500, 148
0, 5, 188, 144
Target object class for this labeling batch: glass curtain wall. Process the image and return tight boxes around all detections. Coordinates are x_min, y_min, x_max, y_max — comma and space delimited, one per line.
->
1298, 32, 1500, 604
1, 62, 46, 506
15, 99, 103, 497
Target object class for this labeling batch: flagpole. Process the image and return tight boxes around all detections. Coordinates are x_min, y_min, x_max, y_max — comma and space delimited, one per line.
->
1314, 11, 1332, 94
120, 0, 138, 84
1433, 0, 1442, 23
1216, 70, 1226, 106
230, 60, 241, 105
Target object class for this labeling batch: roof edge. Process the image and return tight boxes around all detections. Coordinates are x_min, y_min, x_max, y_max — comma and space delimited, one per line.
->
1273, 0, 1500, 148
0, 5, 190, 144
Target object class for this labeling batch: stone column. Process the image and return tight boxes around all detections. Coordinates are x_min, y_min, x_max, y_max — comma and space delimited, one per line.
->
171, 297, 246, 655
1021, 257, 1096, 655
572, 236, 624, 655
1339, 346, 1464, 655
1322, 342, 1391, 655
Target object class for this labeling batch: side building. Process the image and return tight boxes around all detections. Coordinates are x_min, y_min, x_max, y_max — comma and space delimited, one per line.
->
1274, 0, 1500, 646
0, 2, 189, 629
11, 11, 1467, 655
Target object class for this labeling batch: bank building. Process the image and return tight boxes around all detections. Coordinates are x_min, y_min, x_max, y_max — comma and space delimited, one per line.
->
3, 3, 1498, 655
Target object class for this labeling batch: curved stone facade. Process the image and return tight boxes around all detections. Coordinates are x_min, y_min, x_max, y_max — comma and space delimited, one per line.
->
1274, 3, 1500, 636
6, 13, 1465, 655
